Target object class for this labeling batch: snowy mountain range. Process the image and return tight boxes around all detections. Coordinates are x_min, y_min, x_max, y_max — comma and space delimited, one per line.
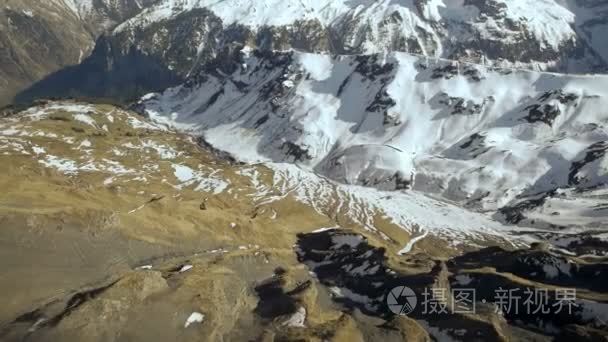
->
114, 0, 608, 72
12, 0, 608, 104
5, 0, 607, 243
139, 49, 608, 232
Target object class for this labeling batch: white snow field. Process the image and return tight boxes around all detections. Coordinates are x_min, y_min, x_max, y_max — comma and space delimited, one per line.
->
140, 50, 608, 244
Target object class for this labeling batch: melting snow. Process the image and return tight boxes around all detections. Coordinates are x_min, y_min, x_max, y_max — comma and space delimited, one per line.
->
141, 140, 179, 159
184, 312, 204, 328
127, 116, 166, 131
172, 164, 229, 194
179, 265, 193, 273
78, 139, 92, 148
73, 114, 97, 127
398, 230, 430, 255
32, 146, 46, 155
39, 156, 79, 175
173, 165, 196, 183
283, 307, 306, 327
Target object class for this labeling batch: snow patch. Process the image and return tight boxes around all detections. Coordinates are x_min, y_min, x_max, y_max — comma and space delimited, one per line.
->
283, 307, 306, 328
184, 312, 204, 328
179, 265, 193, 273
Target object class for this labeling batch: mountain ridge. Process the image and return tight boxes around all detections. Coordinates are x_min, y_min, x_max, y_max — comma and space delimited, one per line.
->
12, 0, 608, 106
114, 0, 608, 73
139, 49, 608, 232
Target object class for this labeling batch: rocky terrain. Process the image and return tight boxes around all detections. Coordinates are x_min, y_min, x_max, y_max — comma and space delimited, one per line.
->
0, 101, 435, 341
90, 0, 608, 72
138, 49, 608, 237
13, 0, 608, 105
296, 228, 608, 341
2, 0, 608, 341
0, 101, 606, 341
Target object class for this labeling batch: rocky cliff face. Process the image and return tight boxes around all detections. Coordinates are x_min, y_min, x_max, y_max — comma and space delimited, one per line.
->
69, 0, 163, 36
0, 0, 159, 106
13, 0, 608, 105
13, 8, 333, 104
0, 0, 93, 106
111, 0, 608, 72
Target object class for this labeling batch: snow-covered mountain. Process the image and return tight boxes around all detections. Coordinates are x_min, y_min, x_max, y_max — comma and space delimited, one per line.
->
2, 100, 606, 342
140, 49, 608, 231
114, 0, 608, 73
7, 0, 608, 234
66, 0, 162, 34
16, 0, 608, 105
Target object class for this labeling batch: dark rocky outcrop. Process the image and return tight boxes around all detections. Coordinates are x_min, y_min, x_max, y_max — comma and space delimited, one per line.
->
296, 229, 608, 341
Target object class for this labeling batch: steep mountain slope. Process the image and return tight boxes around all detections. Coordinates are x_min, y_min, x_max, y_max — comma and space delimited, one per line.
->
0, 0, 158, 106
16, 0, 608, 105
140, 50, 608, 232
0, 0, 93, 106
0, 100, 525, 247
3, 1, 607, 340
114, 0, 608, 72
67, 0, 162, 36
1, 101, 606, 341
